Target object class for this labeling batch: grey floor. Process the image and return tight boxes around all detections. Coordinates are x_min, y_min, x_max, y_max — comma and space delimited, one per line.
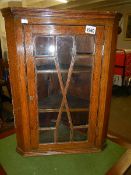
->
108, 95, 131, 143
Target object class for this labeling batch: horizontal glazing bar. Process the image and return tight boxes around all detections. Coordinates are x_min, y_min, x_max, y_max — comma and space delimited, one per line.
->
73, 125, 88, 129
39, 108, 89, 113
36, 69, 91, 73
39, 127, 56, 131
35, 54, 94, 60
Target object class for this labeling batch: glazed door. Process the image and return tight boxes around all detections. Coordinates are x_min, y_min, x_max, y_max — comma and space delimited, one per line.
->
24, 24, 104, 153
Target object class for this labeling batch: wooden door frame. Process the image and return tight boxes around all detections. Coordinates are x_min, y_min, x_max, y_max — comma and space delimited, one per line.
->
24, 24, 105, 154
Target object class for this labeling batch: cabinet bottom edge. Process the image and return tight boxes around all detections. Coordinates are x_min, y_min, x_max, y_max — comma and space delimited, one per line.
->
16, 146, 104, 157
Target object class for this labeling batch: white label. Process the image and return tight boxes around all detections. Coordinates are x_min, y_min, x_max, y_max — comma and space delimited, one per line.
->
85, 25, 96, 34
21, 19, 28, 24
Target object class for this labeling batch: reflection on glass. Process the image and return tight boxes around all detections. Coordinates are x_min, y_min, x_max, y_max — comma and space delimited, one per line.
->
48, 45, 55, 54
34, 36, 54, 56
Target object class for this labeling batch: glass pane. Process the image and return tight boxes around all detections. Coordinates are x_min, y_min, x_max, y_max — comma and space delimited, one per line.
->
71, 112, 89, 126
34, 36, 55, 56
61, 73, 68, 86
39, 112, 58, 127
37, 73, 62, 109
56, 36, 73, 70
67, 72, 91, 108
39, 130, 54, 143
73, 128, 87, 141
36, 58, 55, 71
75, 35, 95, 54
57, 113, 70, 142
74, 54, 93, 72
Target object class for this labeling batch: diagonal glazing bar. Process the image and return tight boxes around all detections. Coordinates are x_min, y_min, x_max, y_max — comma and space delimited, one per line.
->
54, 40, 76, 143
54, 56, 75, 142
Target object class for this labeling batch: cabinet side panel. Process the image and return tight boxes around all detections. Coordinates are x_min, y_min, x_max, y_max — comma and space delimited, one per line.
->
4, 16, 31, 151
100, 18, 119, 146
24, 25, 39, 149
4, 16, 23, 148
95, 19, 118, 147
88, 26, 104, 146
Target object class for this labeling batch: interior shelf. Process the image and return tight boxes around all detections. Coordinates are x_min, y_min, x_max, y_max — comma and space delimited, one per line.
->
39, 108, 89, 113
39, 124, 89, 131
35, 53, 94, 59
36, 64, 92, 73
38, 94, 89, 112
39, 127, 56, 131
37, 69, 91, 74
75, 54, 94, 58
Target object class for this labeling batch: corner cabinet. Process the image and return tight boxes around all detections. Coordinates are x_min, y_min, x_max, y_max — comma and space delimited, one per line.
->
2, 8, 119, 156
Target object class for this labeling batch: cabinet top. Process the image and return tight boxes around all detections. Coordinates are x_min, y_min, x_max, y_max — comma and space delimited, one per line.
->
1, 7, 118, 19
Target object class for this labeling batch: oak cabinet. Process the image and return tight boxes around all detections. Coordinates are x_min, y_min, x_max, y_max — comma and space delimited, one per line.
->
2, 8, 118, 156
